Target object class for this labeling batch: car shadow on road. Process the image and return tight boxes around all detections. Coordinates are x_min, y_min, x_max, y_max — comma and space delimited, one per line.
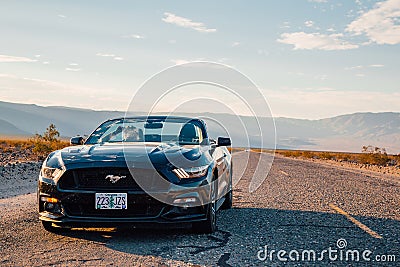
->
59, 207, 400, 266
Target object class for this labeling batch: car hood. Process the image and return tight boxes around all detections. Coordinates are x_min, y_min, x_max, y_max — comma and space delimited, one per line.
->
45, 142, 211, 169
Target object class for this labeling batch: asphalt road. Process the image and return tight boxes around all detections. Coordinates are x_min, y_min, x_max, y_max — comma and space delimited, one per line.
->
1, 151, 399, 266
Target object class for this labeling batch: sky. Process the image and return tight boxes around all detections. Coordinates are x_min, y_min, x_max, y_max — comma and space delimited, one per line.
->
0, 0, 399, 119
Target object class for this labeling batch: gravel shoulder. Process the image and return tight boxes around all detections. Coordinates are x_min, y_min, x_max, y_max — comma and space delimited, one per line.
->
275, 153, 400, 179
0, 161, 41, 199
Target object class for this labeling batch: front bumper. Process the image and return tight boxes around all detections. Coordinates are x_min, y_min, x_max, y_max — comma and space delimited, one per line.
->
38, 176, 211, 227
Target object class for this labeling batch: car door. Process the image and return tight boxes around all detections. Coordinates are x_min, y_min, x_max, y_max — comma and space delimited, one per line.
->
213, 146, 229, 200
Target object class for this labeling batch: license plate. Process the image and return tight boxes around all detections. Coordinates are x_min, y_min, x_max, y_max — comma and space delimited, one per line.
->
95, 193, 127, 209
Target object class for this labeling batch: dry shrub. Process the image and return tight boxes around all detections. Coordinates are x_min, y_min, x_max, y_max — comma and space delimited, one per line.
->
0, 139, 33, 153
276, 147, 398, 167
28, 124, 69, 159
29, 136, 67, 159
301, 151, 313, 159
358, 153, 390, 165
319, 152, 335, 160
280, 150, 302, 157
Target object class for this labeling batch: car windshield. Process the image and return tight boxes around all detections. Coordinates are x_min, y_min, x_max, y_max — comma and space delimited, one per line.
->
85, 118, 205, 145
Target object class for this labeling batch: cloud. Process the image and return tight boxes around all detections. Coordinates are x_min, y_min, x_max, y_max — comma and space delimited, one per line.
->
96, 53, 116, 57
369, 64, 384, 67
231, 41, 241, 47
0, 73, 17, 78
58, 14, 66, 18
281, 21, 291, 29
346, 0, 400, 45
345, 64, 384, 70
0, 55, 37, 63
304, 20, 314, 27
96, 53, 124, 61
308, 0, 328, 2
345, 65, 363, 70
65, 68, 81, 72
21, 77, 72, 87
170, 59, 191, 65
277, 32, 359, 50
122, 34, 145, 39
66, 62, 79, 70
162, 12, 216, 33
169, 58, 219, 66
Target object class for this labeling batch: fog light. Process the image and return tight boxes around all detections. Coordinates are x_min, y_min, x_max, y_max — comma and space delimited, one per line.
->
53, 204, 62, 213
173, 197, 197, 204
44, 202, 62, 214
45, 202, 55, 210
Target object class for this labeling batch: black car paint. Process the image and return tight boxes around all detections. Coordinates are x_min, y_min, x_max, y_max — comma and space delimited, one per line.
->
38, 116, 232, 229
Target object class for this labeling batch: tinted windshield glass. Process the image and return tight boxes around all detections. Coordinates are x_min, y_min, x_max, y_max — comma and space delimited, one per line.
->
86, 118, 204, 145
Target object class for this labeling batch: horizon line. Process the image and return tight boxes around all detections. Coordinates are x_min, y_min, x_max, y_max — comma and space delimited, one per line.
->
1, 99, 399, 121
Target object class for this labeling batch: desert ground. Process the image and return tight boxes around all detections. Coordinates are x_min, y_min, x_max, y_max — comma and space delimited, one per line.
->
0, 151, 399, 266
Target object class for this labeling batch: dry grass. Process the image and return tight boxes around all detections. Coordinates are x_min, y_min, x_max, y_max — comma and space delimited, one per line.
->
229, 147, 398, 167
274, 149, 400, 167
0, 139, 34, 151
227, 147, 246, 153
0, 137, 70, 161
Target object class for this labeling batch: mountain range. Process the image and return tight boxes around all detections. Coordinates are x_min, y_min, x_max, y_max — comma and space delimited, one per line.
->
0, 101, 399, 154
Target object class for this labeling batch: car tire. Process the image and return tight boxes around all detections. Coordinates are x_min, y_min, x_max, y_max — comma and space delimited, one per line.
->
193, 175, 218, 234
192, 201, 217, 234
221, 189, 233, 210
41, 221, 70, 233
221, 164, 233, 210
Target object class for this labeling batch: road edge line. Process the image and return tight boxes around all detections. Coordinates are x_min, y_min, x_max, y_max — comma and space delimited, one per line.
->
329, 203, 383, 239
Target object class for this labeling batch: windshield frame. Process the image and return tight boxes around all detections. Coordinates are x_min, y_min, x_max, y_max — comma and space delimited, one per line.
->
84, 116, 208, 145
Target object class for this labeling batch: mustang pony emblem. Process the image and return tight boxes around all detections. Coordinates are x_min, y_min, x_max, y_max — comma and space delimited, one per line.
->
105, 174, 127, 183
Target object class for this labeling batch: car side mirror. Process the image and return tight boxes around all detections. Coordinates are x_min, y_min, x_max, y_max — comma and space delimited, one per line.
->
217, 137, 231, 146
70, 136, 85, 145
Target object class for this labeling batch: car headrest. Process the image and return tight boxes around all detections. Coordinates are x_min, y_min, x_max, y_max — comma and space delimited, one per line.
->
179, 124, 197, 143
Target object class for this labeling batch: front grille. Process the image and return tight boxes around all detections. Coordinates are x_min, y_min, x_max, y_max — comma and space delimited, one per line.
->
59, 167, 156, 190
62, 193, 168, 218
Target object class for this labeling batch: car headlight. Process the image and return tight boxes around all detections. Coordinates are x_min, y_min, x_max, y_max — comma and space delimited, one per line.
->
173, 165, 209, 179
41, 166, 64, 180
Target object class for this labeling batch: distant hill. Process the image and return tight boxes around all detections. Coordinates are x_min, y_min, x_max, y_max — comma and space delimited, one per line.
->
275, 113, 400, 153
0, 101, 124, 137
0, 118, 30, 136
0, 101, 399, 153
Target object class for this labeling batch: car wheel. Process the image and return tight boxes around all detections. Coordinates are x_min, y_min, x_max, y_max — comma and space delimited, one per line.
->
41, 220, 70, 233
192, 201, 217, 234
221, 189, 233, 210
221, 165, 233, 210
193, 176, 218, 234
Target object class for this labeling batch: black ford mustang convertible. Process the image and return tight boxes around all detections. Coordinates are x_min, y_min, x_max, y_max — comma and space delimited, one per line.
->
38, 116, 232, 233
